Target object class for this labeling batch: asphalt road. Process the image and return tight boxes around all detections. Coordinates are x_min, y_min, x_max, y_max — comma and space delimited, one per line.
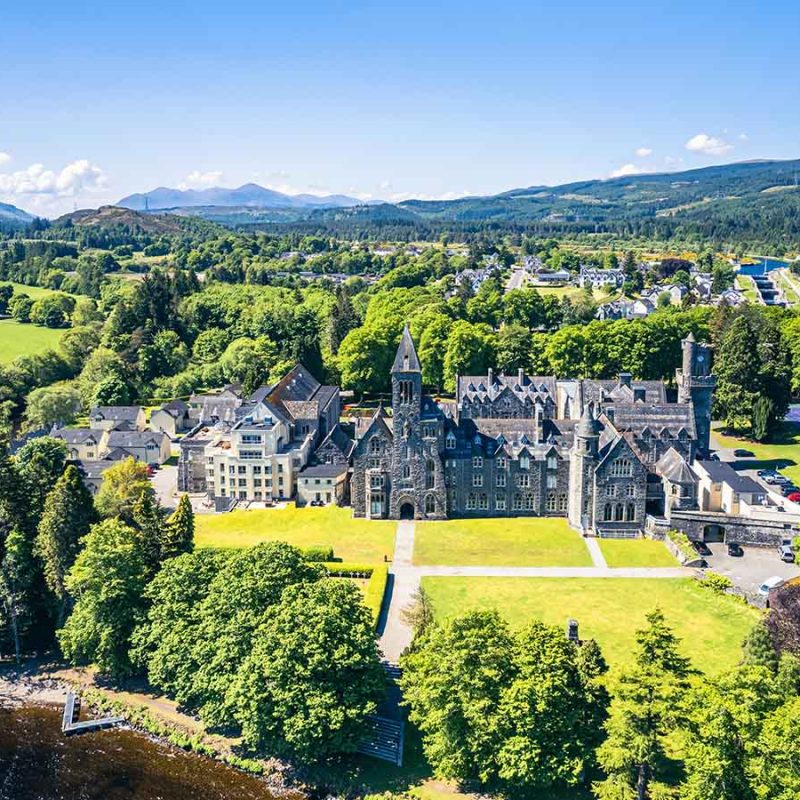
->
704, 541, 799, 595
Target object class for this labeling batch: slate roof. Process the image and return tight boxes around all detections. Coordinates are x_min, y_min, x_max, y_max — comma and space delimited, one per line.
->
657, 448, 698, 484
105, 431, 167, 449
90, 406, 143, 422
458, 374, 557, 405
299, 463, 348, 478
392, 325, 421, 373
316, 424, 355, 458
606, 402, 696, 438
699, 459, 765, 493
52, 427, 99, 445
157, 399, 189, 418
584, 378, 666, 405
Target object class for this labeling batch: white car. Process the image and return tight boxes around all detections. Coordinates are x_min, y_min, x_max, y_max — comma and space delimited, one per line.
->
758, 576, 785, 596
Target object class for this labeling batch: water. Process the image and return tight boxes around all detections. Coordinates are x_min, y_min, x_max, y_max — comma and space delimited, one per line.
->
738, 257, 789, 276
0, 705, 294, 800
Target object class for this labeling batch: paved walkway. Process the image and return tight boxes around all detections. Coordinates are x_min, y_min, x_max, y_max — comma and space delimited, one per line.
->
377, 521, 696, 661
584, 536, 608, 569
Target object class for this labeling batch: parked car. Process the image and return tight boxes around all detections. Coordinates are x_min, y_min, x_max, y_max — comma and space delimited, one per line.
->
692, 541, 712, 556
727, 542, 744, 557
780, 484, 800, 497
778, 544, 796, 563
787, 492, 800, 503
758, 469, 779, 478
759, 576, 786, 596
767, 475, 790, 485
733, 449, 755, 458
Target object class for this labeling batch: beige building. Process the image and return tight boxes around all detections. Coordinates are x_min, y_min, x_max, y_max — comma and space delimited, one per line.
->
694, 460, 766, 515
89, 406, 146, 432
297, 464, 349, 506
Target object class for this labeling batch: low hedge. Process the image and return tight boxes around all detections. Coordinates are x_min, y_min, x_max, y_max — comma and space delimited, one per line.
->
302, 545, 335, 562
322, 562, 389, 628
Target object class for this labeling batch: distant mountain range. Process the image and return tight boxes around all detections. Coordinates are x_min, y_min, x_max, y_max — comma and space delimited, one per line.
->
0, 201, 35, 227
117, 183, 375, 212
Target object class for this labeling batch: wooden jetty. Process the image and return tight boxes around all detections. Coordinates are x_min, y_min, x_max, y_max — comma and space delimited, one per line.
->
61, 690, 125, 736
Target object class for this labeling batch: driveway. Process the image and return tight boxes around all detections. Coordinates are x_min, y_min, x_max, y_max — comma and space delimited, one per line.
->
150, 464, 178, 510
704, 542, 799, 595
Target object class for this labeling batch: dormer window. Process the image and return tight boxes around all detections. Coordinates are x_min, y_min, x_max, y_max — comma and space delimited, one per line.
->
520, 454, 530, 470
445, 432, 456, 450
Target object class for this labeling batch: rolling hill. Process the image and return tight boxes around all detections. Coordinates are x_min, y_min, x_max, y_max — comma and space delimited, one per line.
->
0, 201, 35, 227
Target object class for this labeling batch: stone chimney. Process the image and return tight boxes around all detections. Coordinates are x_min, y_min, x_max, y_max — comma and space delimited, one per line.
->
518, 367, 525, 386
633, 387, 646, 403
618, 372, 632, 387
488, 368, 494, 386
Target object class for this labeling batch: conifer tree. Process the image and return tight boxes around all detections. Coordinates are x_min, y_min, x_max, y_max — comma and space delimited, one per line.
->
0, 530, 37, 663
161, 494, 195, 561
741, 619, 779, 673
132, 492, 166, 577
35, 465, 97, 625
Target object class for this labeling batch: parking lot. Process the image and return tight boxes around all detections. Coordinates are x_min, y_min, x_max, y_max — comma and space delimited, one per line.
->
704, 542, 800, 596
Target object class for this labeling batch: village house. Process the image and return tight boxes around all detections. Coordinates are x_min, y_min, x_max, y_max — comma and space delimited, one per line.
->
89, 405, 146, 432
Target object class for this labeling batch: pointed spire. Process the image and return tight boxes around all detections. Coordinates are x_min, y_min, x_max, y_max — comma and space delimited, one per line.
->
392, 324, 421, 373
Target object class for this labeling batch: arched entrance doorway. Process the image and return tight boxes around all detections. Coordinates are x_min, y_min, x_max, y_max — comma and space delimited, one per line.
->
399, 502, 415, 521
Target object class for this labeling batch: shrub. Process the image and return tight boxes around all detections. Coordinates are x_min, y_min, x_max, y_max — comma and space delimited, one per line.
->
666, 529, 697, 563
364, 564, 389, 627
302, 545, 335, 562
699, 571, 733, 594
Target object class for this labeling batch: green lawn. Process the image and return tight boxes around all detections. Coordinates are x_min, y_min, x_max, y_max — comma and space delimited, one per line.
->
414, 517, 592, 567
4, 281, 78, 300
194, 504, 396, 562
735, 275, 760, 303
598, 537, 678, 567
422, 577, 758, 673
713, 421, 800, 485
0, 318, 66, 363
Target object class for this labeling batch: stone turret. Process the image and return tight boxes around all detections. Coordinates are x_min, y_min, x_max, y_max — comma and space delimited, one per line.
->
568, 404, 600, 532
676, 333, 716, 456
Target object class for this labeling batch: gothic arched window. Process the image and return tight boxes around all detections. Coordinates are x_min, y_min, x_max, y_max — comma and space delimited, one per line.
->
425, 494, 436, 515
626, 503, 636, 521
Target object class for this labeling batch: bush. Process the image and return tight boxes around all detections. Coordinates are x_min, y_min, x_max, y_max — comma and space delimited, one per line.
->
302, 545, 335, 562
699, 572, 733, 594
364, 564, 389, 627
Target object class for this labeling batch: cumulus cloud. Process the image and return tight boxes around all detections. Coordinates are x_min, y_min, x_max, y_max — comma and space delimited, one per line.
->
0, 152, 11, 166
0, 159, 107, 197
609, 163, 643, 178
179, 170, 223, 190
635, 147, 653, 158
685, 133, 733, 156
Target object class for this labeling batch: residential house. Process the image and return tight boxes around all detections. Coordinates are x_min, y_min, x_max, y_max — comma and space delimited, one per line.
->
150, 400, 191, 438
102, 430, 172, 465
579, 266, 625, 290
89, 406, 146, 432
52, 427, 104, 461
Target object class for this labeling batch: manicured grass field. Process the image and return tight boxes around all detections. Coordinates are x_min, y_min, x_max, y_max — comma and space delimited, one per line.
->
414, 517, 592, 567
4, 281, 77, 300
422, 576, 758, 672
194, 504, 396, 562
0, 318, 66, 363
597, 537, 678, 567
713, 421, 800, 485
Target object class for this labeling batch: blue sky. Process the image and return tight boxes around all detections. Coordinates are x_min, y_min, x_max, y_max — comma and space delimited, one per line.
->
1, 0, 798, 215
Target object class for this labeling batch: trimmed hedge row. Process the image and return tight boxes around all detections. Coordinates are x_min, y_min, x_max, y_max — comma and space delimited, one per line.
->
322, 562, 389, 628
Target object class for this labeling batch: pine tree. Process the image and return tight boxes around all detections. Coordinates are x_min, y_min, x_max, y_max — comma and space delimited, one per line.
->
0, 529, 37, 663
595, 609, 693, 800
35, 465, 97, 625
741, 619, 779, 673
326, 285, 359, 355
161, 494, 195, 561
132, 492, 166, 576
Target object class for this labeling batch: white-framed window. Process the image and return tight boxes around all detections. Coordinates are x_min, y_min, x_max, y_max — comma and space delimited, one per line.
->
546, 473, 557, 489
496, 472, 507, 488
473, 473, 484, 487
478, 493, 489, 510
496, 456, 507, 470
546, 493, 557, 512
495, 493, 506, 511
519, 455, 530, 470
525, 494, 536, 510
547, 455, 558, 470
370, 474, 383, 489
466, 493, 477, 510
518, 474, 530, 488
558, 494, 568, 511
626, 484, 635, 497
607, 484, 617, 498
446, 432, 456, 450
473, 456, 483, 468
610, 458, 633, 477
512, 493, 523, 510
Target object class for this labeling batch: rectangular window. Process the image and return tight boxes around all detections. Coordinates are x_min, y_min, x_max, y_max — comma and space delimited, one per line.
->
239, 450, 261, 461
238, 465, 247, 475
241, 434, 263, 444
518, 474, 530, 488
473, 473, 483, 487
478, 494, 489, 510
546, 493, 557, 512
252, 466, 262, 475
370, 474, 383, 489
496, 457, 507, 470
496, 472, 507, 488
466, 494, 477, 510
512, 493, 523, 510
495, 494, 506, 511
525, 495, 536, 510
547, 455, 558, 470
546, 473, 558, 489
253, 478, 262, 487
238, 478, 247, 487
473, 456, 483, 468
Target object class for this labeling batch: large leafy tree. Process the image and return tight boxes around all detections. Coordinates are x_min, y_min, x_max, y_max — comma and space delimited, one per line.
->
35, 464, 97, 625
753, 695, 800, 800
15, 437, 68, 530
233, 579, 385, 760
594, 609, 692, 800
0, 529, 37, 663
95, 457, 155, 522
58, 518, 149, 677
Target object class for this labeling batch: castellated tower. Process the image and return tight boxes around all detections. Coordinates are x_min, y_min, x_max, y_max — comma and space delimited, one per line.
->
676, 332, 716, 457
568, 404, 600, 533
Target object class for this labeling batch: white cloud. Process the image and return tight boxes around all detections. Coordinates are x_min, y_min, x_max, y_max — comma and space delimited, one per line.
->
0, 152, 11, 166
685, 133, 733, 156
179, 170, 223, 190
635, 147, 653, 158
738, 133, 749, 141
0, 159, 107, 197
609, 163, 643, 178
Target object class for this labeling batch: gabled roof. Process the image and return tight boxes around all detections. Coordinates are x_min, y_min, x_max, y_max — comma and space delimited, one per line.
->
316, 424, 355, 459
89, 406, 143, 421
656, 447, 698, 484
392, 325, 421, 373
105, 430, 167, 449
52, 427, 99, 445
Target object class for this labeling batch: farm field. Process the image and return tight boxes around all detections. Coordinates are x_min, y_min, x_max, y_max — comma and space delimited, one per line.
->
422, 576, 758, 672
414, 517, 592, 567
0, 318, 66, 363
597, 537, 678, 567
194, 503, 396, 562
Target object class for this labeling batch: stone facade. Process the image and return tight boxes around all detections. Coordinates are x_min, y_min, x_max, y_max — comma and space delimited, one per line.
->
347, 326, 715, 529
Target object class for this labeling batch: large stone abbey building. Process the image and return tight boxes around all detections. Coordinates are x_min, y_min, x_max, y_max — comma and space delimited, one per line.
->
348, 326, 715, 534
